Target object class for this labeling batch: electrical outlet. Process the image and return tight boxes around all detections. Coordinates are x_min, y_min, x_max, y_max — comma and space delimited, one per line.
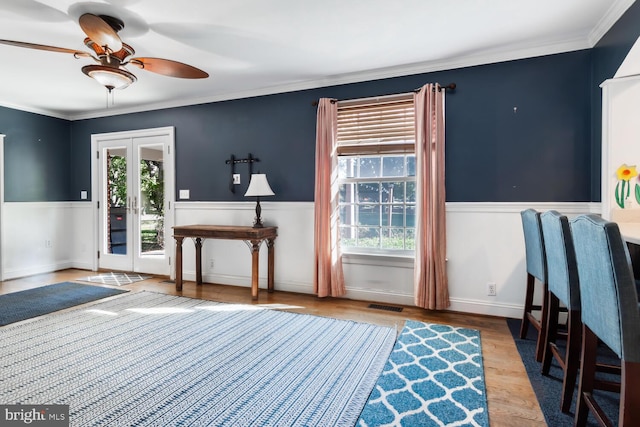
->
209, 259, 214, 269
487, 282, 496, 296
233, 174, 241, 185
45, 240, 52, 248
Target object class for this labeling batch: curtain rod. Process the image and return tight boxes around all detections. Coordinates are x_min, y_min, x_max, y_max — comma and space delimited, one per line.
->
311, 83, 456, 106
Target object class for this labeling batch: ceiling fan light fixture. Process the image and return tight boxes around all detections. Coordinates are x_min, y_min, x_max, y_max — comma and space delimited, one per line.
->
82, 65, 136, 91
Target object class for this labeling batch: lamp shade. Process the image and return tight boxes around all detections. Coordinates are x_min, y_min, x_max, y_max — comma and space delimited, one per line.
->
244, 174, 275, 197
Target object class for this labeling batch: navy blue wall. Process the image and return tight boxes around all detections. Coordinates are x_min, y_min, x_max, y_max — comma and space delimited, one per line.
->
443, 52, 591, 202
0, 106, 71, 201
7, 5, 640, 204
70, 49, 592, 202
590, 1, 640, 201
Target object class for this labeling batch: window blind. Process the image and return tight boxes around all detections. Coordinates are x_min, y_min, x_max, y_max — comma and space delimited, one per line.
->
337, 94, 415, 155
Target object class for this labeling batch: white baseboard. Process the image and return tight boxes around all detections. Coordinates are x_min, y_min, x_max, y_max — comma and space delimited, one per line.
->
187, 271, 523, 318
186, 271, 313, 295
448, 298, 523, 319
70, 262, 95, 272
4, 261, 75, 281
342, 290, 523, 318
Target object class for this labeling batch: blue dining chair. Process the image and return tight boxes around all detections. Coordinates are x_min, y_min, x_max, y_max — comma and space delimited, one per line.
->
520, 209, 548, 362
570, 214, 640, 426
539, 210, 581, 413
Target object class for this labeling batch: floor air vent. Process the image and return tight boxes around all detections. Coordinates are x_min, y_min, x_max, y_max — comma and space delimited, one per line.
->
368, 303, 403, 312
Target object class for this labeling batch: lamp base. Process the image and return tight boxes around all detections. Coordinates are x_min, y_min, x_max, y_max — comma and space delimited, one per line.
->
253, 198, 264, 228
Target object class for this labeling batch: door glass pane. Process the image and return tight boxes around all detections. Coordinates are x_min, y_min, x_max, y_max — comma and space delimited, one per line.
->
106, 148, 127, 255
138, 145, 165, 256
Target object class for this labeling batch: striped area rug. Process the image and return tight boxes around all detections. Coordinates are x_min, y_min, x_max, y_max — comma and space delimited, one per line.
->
1, 291, 396, 426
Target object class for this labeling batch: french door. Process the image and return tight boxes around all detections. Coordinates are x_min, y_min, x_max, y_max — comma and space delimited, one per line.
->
94, 128, 174, 276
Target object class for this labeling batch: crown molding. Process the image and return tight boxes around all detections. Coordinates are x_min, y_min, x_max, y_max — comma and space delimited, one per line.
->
66, 36, 591, 121
588, 0, 636, 46
1, 23, 622, 122
0, 100, 69, 120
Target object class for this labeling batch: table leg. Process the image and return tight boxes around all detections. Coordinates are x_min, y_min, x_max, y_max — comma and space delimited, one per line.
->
195, 237, 203, 286
175, 236, 184, 291
267, 238, 275, 293
250, 240, 261, 300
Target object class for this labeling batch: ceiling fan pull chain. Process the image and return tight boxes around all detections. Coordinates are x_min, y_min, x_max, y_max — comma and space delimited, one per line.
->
104, 86, 117, 109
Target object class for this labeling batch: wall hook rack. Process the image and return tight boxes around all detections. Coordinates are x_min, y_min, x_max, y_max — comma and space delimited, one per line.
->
225, 153, 260, 193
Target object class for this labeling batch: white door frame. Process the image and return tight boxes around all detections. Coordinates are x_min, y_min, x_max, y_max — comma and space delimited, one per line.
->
0, 134, 4, 282
91, 126, 175, 275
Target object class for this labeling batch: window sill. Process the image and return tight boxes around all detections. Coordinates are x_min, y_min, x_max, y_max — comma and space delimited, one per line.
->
342, 251, 415, 268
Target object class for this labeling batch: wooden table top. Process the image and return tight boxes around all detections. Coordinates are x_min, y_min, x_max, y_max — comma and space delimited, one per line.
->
618, 222, 640, 245
173, 224, 278, 240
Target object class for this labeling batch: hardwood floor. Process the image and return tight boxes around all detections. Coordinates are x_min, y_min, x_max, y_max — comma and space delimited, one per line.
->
0, 269, 546, 426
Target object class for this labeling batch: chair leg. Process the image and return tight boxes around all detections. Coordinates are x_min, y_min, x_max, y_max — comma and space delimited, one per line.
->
540, 293, 580, 414
561, 310, 581, 414
541, 292, 558, 375
535, 282, 549, 362
575, 325, 598, 427
520, 273, 535, 339
620, 361, 640, 426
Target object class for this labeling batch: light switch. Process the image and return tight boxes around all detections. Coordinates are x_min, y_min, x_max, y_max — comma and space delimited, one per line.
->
179, 189, 190, 199
80, 191, 88, 200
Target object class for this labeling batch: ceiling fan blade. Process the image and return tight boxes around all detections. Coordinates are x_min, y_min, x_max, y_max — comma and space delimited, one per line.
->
130, 57, 209, 79
0, 39, 91, 57
79, 13, 122, 52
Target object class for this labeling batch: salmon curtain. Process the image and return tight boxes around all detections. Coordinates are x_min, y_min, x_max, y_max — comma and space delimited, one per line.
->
313, 98, 346, 297
413, 84, 449, 309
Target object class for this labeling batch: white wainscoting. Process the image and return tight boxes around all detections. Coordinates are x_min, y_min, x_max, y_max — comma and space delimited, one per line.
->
173, 201, 315, 295
444, 202, 599, 318
2, 202, 75, 279
1, 200, 599, 318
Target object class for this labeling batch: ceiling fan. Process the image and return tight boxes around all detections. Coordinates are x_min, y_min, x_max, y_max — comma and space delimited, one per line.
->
0, 13, 209, 92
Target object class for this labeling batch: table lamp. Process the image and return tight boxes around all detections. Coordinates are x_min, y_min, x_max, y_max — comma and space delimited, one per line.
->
245, 173, 274, 228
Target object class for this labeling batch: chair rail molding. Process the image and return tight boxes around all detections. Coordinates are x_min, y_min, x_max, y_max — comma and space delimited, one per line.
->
445, 202, 601, 214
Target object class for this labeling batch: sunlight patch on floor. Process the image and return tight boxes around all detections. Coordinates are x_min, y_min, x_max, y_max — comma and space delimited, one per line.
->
126, 307, 194, 314
84, 309, 119, 316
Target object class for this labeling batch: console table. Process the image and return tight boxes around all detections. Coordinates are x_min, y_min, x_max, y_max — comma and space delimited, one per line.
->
172, 225, 278, 299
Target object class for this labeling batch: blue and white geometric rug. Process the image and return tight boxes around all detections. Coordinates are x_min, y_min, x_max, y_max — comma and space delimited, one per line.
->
0, 291, 396, 426
358, 320, 489, 427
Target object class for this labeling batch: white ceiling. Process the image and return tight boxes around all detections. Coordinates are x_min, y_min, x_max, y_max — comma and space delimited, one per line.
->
0, 0, 635, 120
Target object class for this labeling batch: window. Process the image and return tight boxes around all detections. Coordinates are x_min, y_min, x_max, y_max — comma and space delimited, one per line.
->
336, 94, 415, 254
